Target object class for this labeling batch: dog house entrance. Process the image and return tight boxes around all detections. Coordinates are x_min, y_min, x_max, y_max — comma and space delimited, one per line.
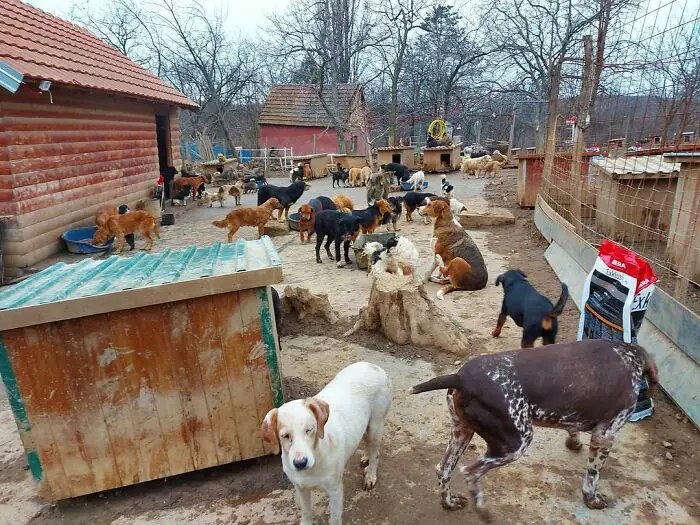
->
440, 153, 450, 167
392, 153, 401, 163
155, 114, 171, 171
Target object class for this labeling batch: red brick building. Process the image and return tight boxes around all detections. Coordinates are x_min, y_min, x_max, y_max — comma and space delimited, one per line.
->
0, 0, 195, 273
257, 84, 369, 156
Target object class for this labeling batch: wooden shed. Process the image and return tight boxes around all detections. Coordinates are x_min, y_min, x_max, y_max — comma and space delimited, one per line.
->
292, 153, 329, 178
422, 144, 462, 173
376, 146, 415, 170
0, 239, 283, 500
593, 156, 680, 244
0, 0, 196, 277
663, 152, 700, 290
329, 154, 369, 170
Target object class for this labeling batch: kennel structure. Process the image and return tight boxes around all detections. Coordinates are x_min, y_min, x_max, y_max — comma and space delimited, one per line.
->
0, 0, 196, 276
422, 144, 462, 173
329, 153, 370, 170
291, 153, 329, 178
0, 239, 283, 501
593, 156, 680, 244
376, 146, 416, 170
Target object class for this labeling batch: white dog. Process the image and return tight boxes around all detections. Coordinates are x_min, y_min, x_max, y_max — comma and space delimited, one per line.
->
364, 237, 419, 278
450, 198, 468, 218
405, 170, 425, 191
262, 362, 392, 525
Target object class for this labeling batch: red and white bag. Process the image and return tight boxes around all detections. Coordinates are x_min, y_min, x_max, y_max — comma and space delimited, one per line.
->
578, 240, 659, 343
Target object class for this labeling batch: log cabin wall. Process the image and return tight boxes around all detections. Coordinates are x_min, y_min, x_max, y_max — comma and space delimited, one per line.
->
0, 84, 182, 271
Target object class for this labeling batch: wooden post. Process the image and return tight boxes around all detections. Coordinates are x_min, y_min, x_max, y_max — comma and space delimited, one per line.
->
508, 107, 517, 162
542, 61, 563, 196
571, 35, 597, 234
264, 148, 268, 174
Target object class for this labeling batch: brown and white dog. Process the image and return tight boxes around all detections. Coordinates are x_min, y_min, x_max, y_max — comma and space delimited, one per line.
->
262, 362, 392, 525
411, 340, 658, 518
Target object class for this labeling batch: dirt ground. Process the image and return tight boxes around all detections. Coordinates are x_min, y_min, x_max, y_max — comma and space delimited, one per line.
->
1, 169, 698, 525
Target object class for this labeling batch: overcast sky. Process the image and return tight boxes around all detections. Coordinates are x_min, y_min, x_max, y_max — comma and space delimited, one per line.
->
24, 0, 288, 37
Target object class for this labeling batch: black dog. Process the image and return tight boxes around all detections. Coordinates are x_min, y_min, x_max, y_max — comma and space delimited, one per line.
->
258, 180, 311, 222
352, 200, 391, 234
196, 182, 206, 199
161, 166, 178, 198
330, 167, 349, 187
403, 191, 437, 222
117, 205, 135, 251
270, 286, 282, 350
493, 269, 569, 347
309, 196, 337, 214
171, 184, 192, 206
380, 162, 410, 184
313, 210, 361, 267
381, 196, 403, 231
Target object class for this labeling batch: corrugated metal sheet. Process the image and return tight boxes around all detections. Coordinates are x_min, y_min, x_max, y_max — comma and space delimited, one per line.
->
0, 58, 23, 93
591, 155, 681, 175
258, 84, 361, 127
0, 238, 281, 310
0, 0, 195, 108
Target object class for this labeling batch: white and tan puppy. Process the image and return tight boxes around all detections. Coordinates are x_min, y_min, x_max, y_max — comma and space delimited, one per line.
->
262, 362, 392, 525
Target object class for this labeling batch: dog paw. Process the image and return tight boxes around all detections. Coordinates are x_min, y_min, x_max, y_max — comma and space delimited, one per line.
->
316, 260, 322, 264
565, 435, 583, 451
491, 329, 501, 338
441, 493, 468, 510
435, 463, 443, 477
436, 290, 445, 300
360, 456, 370, 468
336, 261, 345, 268
363, 471, 377, 490
584, 492, 611, 509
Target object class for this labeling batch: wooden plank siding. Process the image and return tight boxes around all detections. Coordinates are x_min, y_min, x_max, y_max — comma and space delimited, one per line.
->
0, 287, 281, 500
0, 85, 182, 270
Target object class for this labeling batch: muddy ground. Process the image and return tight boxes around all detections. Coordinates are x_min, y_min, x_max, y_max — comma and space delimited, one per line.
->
1, 169, 698, 525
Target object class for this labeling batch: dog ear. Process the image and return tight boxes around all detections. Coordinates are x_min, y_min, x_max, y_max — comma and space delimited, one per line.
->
518, 269, 528, 278
305, 397, 330, 439
261, 408, 280, 454
495, 274, 504, 287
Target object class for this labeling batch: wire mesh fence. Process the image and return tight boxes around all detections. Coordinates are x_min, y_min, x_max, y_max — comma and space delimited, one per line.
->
539, 0, 700, 313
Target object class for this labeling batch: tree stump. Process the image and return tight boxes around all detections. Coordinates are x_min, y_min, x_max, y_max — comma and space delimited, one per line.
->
281, 286, 339, 325
344, 273, 470, 354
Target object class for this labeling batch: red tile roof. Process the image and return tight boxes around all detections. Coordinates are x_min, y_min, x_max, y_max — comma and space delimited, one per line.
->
0, 0, 196, 108
258, 84, 362, 127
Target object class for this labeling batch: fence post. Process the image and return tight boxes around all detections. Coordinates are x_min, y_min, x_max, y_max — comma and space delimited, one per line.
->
571, 35, 596, 235
264, 148, 268, 174
542, 61, 562, 199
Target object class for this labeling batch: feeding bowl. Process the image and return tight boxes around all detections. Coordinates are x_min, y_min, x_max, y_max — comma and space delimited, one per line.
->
401, 181, 429, 191
288, 212, 300, 231
61, 226, 113, 254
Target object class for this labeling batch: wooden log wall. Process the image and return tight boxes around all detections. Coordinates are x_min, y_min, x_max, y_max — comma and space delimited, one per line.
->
0, 85, 182, 269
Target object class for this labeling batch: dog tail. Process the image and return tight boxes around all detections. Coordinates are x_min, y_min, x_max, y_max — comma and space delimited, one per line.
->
542, 283, 569, 330
212, 219, 228, 229
410, 374, 461, 395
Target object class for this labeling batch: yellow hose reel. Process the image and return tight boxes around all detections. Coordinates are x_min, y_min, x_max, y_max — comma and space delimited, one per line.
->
428, 119, 446, 140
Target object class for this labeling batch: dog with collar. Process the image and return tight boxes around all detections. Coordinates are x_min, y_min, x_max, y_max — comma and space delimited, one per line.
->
411, 339, 658, 518
262, 362, 392, 525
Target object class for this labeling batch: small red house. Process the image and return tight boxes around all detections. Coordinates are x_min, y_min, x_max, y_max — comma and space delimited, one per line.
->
0, 0, 196, 275
258, 84, 369, 156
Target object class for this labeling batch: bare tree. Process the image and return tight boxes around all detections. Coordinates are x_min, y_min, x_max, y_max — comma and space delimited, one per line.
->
266, 0, 382, 152
374, 0, 432, 146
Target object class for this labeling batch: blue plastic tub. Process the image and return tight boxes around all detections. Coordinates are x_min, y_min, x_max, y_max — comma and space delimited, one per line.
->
61, 226, 114, 254
255, 179, 266, 189
401, 181, 429, 191
288, 212, 300, 231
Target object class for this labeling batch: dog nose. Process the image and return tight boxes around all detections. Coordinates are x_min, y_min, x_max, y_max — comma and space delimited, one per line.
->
293, 457, 308, 470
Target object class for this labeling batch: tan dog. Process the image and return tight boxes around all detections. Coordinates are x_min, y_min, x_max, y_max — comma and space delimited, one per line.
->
298, 203, 315, 243
481, 159, 507, 178
198, 187, 227, 207
303, 163, 313, 180
360, 166, 372, 186
212, 198, 283, 242
92, 210, 160, 253
332, 194, 354, 213
348, 167, 363, 187
174, 174, 206, 192
222, 184, 242, 205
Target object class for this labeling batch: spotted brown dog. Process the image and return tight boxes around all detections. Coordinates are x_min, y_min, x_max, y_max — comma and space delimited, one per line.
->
411, 340, 658, 519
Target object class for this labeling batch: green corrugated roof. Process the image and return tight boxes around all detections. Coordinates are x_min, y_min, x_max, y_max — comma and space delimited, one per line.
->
0, 238, 281, 311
